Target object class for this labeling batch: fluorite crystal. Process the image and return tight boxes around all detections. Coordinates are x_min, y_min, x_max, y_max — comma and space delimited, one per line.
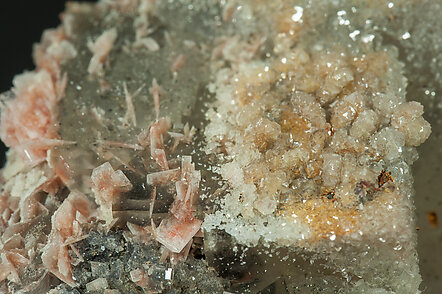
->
0, 0, 440, 293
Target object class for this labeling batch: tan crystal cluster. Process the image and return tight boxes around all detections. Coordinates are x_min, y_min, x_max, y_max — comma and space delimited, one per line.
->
203, 0, 431, 292
205, 43, 431, 242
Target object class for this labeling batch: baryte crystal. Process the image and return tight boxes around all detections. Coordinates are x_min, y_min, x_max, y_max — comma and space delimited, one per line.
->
0, 0, 439, 293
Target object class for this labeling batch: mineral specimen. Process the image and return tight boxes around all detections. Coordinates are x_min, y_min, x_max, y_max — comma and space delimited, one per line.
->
0, 0, 438, 293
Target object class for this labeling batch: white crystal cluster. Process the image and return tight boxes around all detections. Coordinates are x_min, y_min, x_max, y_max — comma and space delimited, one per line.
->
203, 0, 431, 292
204, 33, 430, 247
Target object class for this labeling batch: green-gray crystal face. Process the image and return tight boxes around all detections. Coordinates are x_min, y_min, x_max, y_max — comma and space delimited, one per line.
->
1, 1, 441, 293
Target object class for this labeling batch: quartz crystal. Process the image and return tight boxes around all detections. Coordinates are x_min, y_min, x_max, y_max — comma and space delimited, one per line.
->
0, 0, 439, 293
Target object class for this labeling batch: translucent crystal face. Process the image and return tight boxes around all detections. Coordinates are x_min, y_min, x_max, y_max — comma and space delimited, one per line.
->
1, 0, 441, 293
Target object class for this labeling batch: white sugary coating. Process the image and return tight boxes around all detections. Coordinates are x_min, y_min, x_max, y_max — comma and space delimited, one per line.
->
220, 161, 245, 190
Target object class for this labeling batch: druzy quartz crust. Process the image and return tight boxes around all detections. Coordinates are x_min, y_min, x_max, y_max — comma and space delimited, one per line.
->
0, 0, 439, 293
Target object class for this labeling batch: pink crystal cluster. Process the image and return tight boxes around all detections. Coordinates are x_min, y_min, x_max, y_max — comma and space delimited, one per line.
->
0, 1, 202, 289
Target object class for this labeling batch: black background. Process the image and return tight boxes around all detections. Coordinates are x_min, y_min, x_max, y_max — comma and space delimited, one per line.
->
0, 0, 96, 167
